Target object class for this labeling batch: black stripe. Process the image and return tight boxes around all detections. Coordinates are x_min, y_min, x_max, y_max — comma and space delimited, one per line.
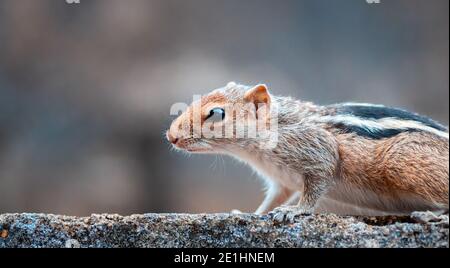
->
333, 123, 418, 139
336, 104, 447, 132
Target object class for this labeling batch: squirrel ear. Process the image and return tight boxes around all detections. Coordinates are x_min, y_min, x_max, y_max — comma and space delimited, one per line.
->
244, 84, 271, 107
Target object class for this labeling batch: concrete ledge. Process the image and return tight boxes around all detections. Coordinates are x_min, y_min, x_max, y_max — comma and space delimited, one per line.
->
0, 212, 448, 248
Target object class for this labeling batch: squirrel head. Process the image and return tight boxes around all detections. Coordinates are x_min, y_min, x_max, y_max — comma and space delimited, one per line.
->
166, 82, 278, 154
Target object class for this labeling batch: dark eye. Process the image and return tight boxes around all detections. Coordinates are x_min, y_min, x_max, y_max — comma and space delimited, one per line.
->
206, 108, 225, 122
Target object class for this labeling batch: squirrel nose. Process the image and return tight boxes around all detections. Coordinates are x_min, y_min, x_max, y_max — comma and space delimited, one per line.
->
167, 131, 179, 144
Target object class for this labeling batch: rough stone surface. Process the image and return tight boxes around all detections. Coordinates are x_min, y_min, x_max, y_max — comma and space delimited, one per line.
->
0, 212, 448, 248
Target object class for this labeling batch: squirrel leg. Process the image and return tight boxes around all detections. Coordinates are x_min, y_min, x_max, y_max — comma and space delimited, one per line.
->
270, 176, 332, 223
297, 176, 331, 212
254, 184, 295, 215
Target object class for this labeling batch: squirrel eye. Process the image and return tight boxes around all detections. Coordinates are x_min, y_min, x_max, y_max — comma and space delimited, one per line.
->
206, 108, 225, 122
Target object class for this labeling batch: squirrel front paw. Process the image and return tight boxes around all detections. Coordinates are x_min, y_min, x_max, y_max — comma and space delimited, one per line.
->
230, 209, 243, 214
269, 206, 313, 223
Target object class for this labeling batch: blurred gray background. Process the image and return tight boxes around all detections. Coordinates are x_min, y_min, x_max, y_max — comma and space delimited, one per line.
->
0, 0, 448, 216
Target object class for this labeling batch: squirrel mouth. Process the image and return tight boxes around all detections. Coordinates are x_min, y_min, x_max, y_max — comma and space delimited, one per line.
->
172, 140, 212, 153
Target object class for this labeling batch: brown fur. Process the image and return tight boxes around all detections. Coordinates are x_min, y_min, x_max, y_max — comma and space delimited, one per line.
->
330, 130, 449, 212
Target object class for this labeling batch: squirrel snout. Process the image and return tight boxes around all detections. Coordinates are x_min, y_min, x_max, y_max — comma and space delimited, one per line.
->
166, 130, 179, 144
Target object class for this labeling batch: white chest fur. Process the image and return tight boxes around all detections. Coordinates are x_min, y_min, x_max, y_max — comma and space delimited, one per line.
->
230, 150, 305, 191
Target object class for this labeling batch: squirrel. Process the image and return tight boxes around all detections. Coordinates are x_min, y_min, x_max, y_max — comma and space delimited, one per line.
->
167, 82, 449, 220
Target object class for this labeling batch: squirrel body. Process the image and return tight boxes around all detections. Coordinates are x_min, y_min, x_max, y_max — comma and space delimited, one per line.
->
167, 82, 449, 216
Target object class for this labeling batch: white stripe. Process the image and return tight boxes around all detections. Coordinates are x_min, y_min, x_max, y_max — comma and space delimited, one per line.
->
341, 102, 386, 108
